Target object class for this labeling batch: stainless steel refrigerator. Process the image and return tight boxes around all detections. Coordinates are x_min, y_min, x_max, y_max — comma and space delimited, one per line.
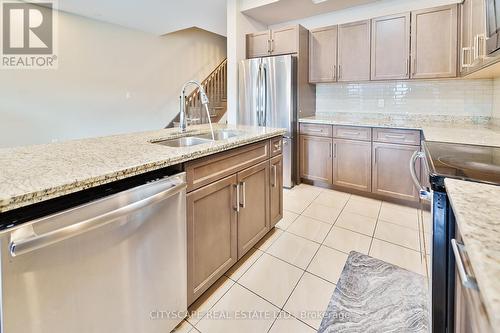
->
238, 54, 296, 188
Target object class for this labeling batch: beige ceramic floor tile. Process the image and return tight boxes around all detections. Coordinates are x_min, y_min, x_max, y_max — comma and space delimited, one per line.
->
349, 194, 382, 205
254, 228, 283, 251
307, 246, 348, 284
267, 231, 320, 269
379, 203, 419, 230
335, 212, 377, 236
343, 198, 381, 218
283, 193, 312, 214
171, 320, 196, 333
269, 312, 316, 333
195, 283, 279, 333
302, 202, 342, 224
313, 191, 349, 209
323, 226, 372, 255
283, 272, 336, 330
187, 276, 235, 325
287, 215, 332, 243
238, 253, 303, 308
369, 239, 424, 275
374, 221, 420, 251
225, 248, 264, 281
275, 210, 300, 230
294, 183, 324, 195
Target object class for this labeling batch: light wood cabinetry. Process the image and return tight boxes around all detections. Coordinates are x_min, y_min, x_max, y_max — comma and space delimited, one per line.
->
186, 138, 282, 305
270, 155, 283, 227
187, 174, 238, 305
299, 135, 333, 184
372, 142, 420, 201
410, 5, 458, 79
246, 25, 300, 58
333, 139, 371, 192
309, 26, 338, 83
247, 30, 272, 58
460, 0, 489, 75
338, 20, 371, 81
371, 13, 411, 80
236, 161, 270, 259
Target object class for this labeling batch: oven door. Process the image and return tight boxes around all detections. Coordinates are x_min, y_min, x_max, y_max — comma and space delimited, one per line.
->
486, 0, 500, 55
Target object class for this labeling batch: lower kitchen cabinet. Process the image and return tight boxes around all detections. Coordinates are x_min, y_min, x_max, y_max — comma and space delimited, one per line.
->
270, 155, 283, 227
372, 142, 420, 201
333, 139, 371, 192
237, 161, 270, 259
187, 174, 238, 305
300, 135, 333, 184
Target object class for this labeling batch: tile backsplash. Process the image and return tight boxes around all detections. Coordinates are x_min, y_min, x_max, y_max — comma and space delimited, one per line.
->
493, 78, 500, 127
316, 79, 494, 118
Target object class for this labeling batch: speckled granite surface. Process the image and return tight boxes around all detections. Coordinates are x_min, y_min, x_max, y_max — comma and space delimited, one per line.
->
444, 178, 500, 331
318, 251, 429, 333
0, 124, 285, 213
299, 113, 500, 147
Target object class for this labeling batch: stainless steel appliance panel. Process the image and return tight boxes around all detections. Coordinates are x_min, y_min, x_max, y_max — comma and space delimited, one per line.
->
262, 55, 295, 137
282, 137, 294, 188
238, 58, 262, 127
0, 173, 187, 333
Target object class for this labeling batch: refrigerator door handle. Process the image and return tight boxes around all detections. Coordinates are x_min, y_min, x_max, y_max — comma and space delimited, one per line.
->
256, 63, 262, 126
262, 64, 268, 126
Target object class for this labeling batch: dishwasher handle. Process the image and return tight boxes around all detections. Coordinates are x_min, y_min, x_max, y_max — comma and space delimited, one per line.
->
9, 176, 187, 257
410, 151, 431, 201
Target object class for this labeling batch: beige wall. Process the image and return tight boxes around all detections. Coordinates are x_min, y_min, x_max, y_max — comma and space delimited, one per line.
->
0, 10, 226, 148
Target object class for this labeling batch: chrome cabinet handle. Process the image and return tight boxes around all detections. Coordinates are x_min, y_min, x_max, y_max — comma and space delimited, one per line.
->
9, 177, 187, 257
412, 57, 416, 76
271, 165, 277, 187
405, 58, 409, 77
333, 143, 337, 158
385, 134, 406, 139
461, 47, 473, 69
338, 64, 342, 79
235, 183, 240, 212
342, 131, 361, 137
451, 239, 479, 290
240, 182, 246, 208
410, 151, 431, 201
329, 142, 332, 158
267, 39, 272, 53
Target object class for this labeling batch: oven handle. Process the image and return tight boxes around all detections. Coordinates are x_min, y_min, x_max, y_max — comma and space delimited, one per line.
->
451, 239, 479, 290
410, 151, 431, 201
9, 179, 187, 257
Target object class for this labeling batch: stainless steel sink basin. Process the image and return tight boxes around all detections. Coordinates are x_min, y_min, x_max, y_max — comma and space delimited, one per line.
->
196, 130, 242, 141
153, 136, 211, 147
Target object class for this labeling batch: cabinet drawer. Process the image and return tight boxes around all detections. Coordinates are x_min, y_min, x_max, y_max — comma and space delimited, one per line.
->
270, 137, 283, 157
373, 128, 421, 145
299, 123, 333, 137
186, 140, 270, 192
333, 126, 372, 141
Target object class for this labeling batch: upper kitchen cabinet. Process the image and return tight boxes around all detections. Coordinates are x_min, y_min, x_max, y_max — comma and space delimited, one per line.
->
338, 20, 371, 81
460, 0, 488, 75
246, 25, 304, 58
247, 30, 272, 58
309, 25, 338, 83
371, 13, 411, 80
410, 5, 458, 79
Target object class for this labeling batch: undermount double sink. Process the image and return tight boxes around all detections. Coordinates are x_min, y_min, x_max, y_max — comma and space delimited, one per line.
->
153, 130, 242, 147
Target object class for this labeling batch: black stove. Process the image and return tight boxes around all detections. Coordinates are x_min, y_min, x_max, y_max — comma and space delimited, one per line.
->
420, 140, 500, 333
423, 141, 500, 192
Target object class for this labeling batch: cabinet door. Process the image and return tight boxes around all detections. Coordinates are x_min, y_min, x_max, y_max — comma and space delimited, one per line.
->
299, 135, 333, 184
271, 26, 298, 55
371, 13, 410, 80
333, 139, 371, 192
471, 0, 487, 66
372, 143, 420, 201
187, 175, 238, 305
247, 30, 271, 58
338, 20, 371, 81
237, 161, 270, 259
460, 0, 473, 74
309, 26, 337, 83
270, 155, 283, 228
411, 5, 458, 79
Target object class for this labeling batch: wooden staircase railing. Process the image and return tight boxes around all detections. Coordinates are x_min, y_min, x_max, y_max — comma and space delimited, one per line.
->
166, 58, 227, 128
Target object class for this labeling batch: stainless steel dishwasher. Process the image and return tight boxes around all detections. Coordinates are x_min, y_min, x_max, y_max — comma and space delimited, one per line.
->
0, 172, 187, 333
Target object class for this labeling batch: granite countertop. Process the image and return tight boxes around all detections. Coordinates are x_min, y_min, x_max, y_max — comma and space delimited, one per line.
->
299, 113, 500, 147
0, 124, 285, 213
444, 178, 500, 331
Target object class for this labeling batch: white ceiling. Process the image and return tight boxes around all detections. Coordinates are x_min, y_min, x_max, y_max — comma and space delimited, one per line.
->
241, 0, 383, 25
57, 0, 228, 36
